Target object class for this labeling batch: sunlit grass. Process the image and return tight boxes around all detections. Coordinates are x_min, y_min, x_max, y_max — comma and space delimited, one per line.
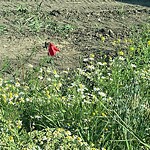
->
0, 24, 150, 149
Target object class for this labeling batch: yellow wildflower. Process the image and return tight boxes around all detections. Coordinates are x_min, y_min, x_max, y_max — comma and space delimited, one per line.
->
2, 94, 7, 102
117, 39, 121, 43
77, 137, 82, 142
112, 41, 116, 46
46, 90, 51, 99
53, 70, 59, 78
9, 101, 14, 105
90, 54, 95, 58
92, 112, 96, 116
14, 93, 19, 99
147, 40, 150, 46
66, 136, 73, 140
102, 62, 107, 65
128, 39, 132, 43
53, 70, 57, 75
46, 90, 49, 95
105, 128, 108, 131
56, 82, 62, 90
101, 113, 107, 117
100, 36, 105, 42
118, 51, 124, 56
57, 128, 64, 132
9, 136, 14, 142
129, 47, 135, 51
9, 92, 13, 99
16, 120, 22, 129
65, 130, 71, 136
124, 38, 128, 44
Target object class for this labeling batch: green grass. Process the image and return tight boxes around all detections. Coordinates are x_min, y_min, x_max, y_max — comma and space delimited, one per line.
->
0, 24, 150, 150
0, 3, 74, 37
2, 4, 74, 36
0, 24, 7, 35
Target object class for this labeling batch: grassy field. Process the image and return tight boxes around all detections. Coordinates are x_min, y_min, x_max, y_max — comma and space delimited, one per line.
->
0, 24, 150, 149
0, 1, 150, 150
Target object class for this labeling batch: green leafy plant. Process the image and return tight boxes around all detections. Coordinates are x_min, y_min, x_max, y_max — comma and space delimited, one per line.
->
0, 24, 7, 35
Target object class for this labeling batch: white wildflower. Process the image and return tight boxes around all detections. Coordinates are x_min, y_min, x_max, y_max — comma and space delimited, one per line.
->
15, 82, 20, 87
39, 68, 43, 73
28, 64, 33, 68
47, 78, 51, 81
118, 56, 125, 61
131, 64, 137, 68
83, 58, 89, 62
86, 65, 95, 70
46, 67, 51, 73
93, 87, 100, 91
0, 78, 3, 86
38, 76, 43, 80
97, 62, 104, 66
98, 92, 106, 97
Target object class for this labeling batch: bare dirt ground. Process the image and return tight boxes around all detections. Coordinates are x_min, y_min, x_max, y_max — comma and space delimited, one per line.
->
0, 0, 150, 71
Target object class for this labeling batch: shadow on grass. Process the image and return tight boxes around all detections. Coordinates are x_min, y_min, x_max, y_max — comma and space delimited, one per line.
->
116, 0, 150, 7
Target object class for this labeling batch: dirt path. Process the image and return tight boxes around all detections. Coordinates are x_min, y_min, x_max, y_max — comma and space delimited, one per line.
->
0, 0, 150, 70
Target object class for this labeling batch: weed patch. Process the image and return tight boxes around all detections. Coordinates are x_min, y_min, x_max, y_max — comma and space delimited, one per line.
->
0, 24, 150, 149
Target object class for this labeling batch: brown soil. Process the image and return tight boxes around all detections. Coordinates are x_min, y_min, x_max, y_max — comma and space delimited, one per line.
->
0, 0, 150, 71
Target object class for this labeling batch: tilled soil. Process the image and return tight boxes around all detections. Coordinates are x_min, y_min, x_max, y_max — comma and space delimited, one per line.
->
0, 0, 150, 71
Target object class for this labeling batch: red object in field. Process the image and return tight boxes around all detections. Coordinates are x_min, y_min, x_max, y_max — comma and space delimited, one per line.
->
48, 43, 60, 56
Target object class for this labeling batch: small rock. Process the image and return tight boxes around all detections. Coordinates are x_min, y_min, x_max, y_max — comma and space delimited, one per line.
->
49, 10, 61, 16
98, 18, 101, 22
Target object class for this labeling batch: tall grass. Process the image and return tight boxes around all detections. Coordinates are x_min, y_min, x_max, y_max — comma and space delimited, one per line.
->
0, 25, 150, 149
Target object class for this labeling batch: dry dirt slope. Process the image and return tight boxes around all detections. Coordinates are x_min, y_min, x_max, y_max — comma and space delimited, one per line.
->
0, 0, 150, 70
